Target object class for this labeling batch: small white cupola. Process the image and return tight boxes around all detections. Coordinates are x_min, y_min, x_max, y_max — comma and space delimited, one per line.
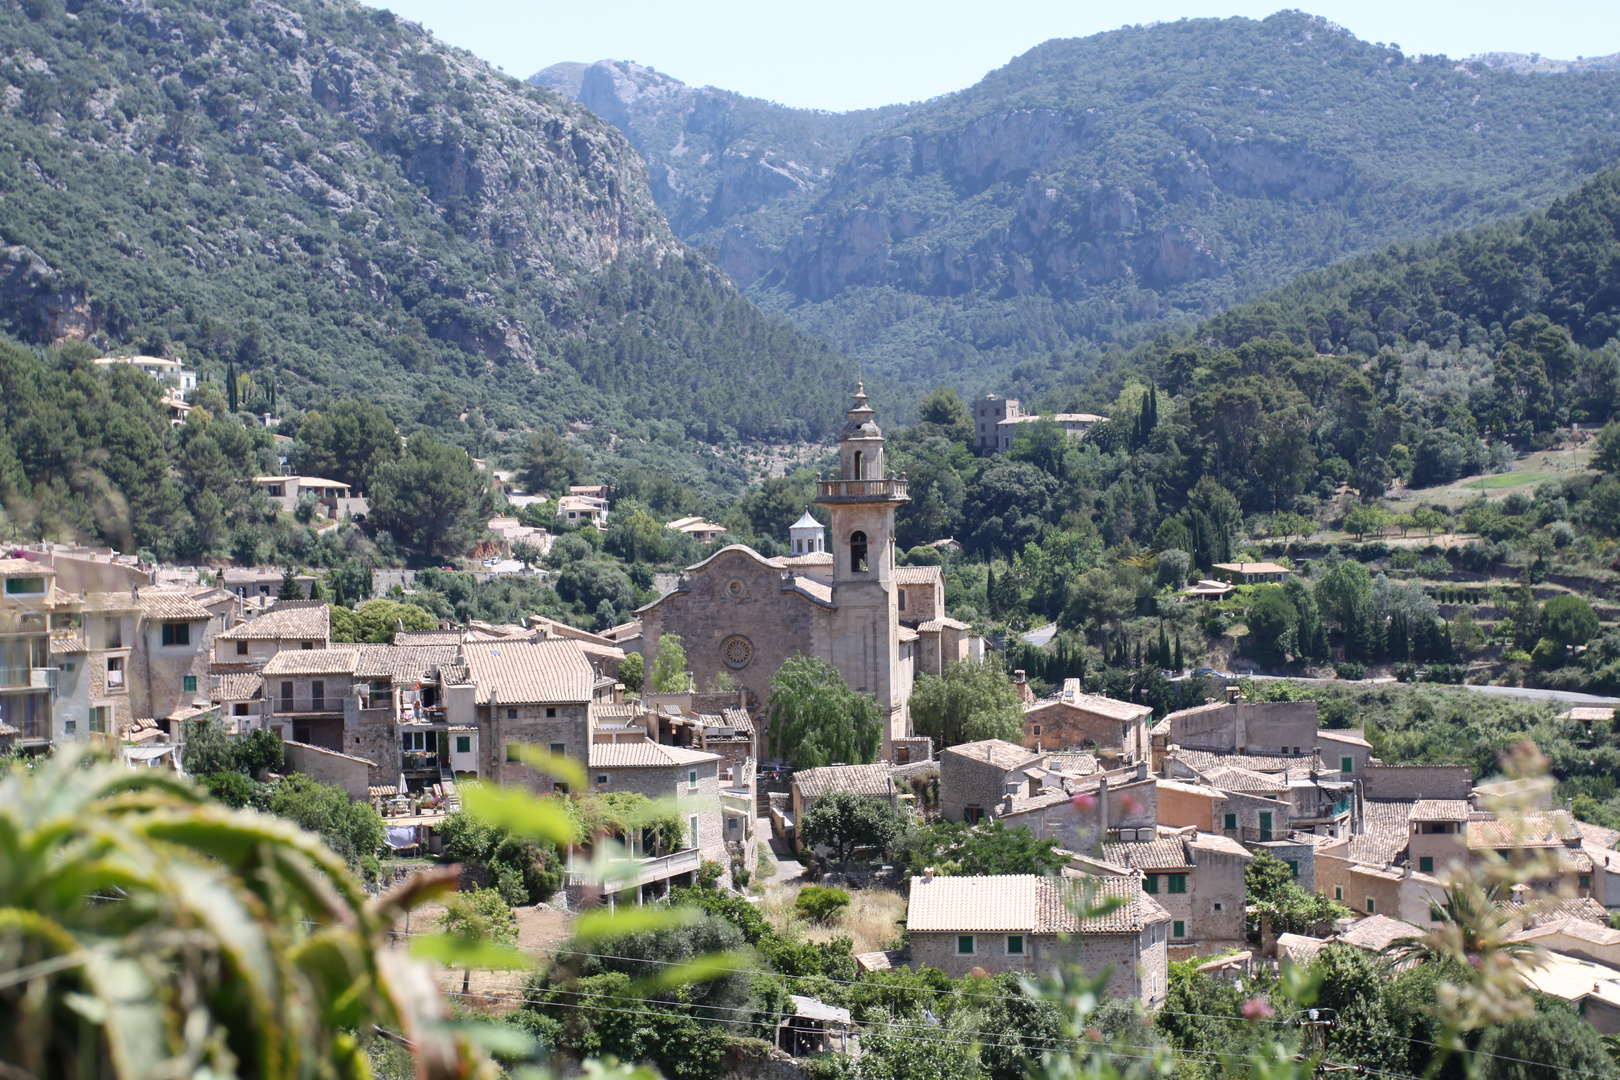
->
789, 510, 825, 555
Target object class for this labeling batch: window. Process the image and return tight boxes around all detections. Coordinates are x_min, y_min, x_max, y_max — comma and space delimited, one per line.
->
1006, 935, 1024, 955
850, 531, 868, 573
898, 590, 906, 611
89, 706, 107, 734
1418, 856, 1434, 874
1334, 886, 1343, 901
1224, 813, 1237, 830
4, 576, 45, 595
236, 641, 249, 655
1258, 811, 1272, 841
161, 622, 190, 647
506, 744, 521, 762
964, 805, 983, 825
456, 736, 471, 754
182, 675, 197, 693
853, 450, 865, 479
688, 769, 698, 790
507, 708, 518, 719
1366, 898, 1375, 914
1212, 901, 1224, 913
1033, 725, 1041, 736
1431, 905, 1444, 922
63, 719, 76, 735
546, 707, 557, 718
1167, 874, 1187, 894
234, 704, 248, 716
688, 814, 699, 848
550, 743, 565, 756
1581, 874, 1593, 889
279, 681, 294, 711
106, 656, 125, 689
1143, 874, 1159, 894
1340, 756, 1354, 774
1172, 920, 1185, 939
301, 642, 314, 650
957, 935, 975, 955
105, 618, 122, 649
311, 680, 325, 710
597, 774, 609, 786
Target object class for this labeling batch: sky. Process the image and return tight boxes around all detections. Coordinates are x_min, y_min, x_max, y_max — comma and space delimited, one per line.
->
373, 0, 1620, 113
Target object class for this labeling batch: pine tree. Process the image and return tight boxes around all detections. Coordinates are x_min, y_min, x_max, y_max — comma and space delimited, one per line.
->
277, 566, 304, 600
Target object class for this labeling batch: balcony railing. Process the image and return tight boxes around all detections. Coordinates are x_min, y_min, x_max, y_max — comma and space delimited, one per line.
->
275, 697, 341, 714
568, 846, 702, 889
0, 667, 29, 688
816, 478, 908, 501
402, 752, 442, 771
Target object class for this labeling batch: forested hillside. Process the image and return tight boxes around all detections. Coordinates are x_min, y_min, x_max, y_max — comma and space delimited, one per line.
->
547, 12, 1620, 392
0, 0, 849, 448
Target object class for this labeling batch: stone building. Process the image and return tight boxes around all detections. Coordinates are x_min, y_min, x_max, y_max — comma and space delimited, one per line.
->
641, 387, 977, 757
939, 739, 1047, 824
212, 600, 330, 669
131, 589, 217, 723
1022, 679, 1153, 755
905, 872, 1170, 1005
1100, 831, 1253, 959
1163, 699, 1319, 756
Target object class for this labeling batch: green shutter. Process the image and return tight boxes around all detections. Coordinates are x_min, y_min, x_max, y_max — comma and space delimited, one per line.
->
182, 675, 196, 693
1143, 874, 1158, 894
1224, 813, 1237, 830
1419, 856, 1434, 873
1341, 756, 1354, 773
1172, 920, 1185, 938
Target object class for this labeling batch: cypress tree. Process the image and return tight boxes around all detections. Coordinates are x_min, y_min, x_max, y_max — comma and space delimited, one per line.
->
1174, 632, 1184, 673
986, 564, 998, 620
1134, 639, 1142, 668
227, 363, 238, 413
1158, 621, 1169, 669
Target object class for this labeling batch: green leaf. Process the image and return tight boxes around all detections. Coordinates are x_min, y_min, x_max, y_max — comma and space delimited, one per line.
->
459, 782, 579, 845
629, 951, 747, 996
409, 934, 533, 971
508, 745, 589, 790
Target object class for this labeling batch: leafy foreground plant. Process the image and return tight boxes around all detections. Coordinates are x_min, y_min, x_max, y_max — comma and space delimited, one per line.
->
0, 747, 491, 1079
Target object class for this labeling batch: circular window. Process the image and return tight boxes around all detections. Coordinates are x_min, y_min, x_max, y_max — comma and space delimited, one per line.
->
721, 635, 754, 670
725, 579, 747, 599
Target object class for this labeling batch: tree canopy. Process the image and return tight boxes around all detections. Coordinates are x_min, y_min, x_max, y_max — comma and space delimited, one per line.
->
766, 655, 882, 769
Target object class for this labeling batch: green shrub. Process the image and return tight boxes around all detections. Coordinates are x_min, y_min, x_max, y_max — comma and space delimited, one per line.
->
1335, 662, 1366, 680
795, 886, 851, 923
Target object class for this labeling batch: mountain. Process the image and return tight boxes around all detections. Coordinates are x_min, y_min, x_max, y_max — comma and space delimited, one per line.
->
0, 0, 851, 450
529, 60, 909, 257
537, 13, 1620, 388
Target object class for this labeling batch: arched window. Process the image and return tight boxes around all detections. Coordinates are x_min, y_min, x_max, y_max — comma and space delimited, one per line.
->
850, 531, 868, 573
853, 450, 865, 480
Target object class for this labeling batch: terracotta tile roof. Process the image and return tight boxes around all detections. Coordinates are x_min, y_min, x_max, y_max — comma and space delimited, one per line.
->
894, 565, 944, 586
720, 707, 755, 736
49, 633, 87, 654
1315, 729, 1371, 748
1349, 801, 1414, 865
593, 703, 639, 721
354, 644, 459, 683
1576, 820, 1620, 851
1188, 832, 1255, 859
854, 948, 912, 973
0, 557, 54, 575
771, 552, 834, 568
907, 874, 1169, 935
137, 589, 214, 621
1337, 914, 1424, 952
1030, 683, 1153, 721
1503, 896, 1612, 926
262, 647, 359, 676
794, 763, 896, 800
211, 672, 263, 701
1203, 765, 1289, 794
393, 630, 463, 646
1468, 811, 1581, 850
1157, 778, 1223, 799
1003, 790, 1076, 814
1045, 752, 1098, 776
1175, 749, 1300, 775
218, 601, 329, 641
898, 626, 920, 642
1277, 934, 1329, 965
916, 616, 972, 632
1102, 838, 1192, 870
78, 591, 143, 612
944, 739, 1043, 771
1409, 800, 1472, 822
1512, 918, 1620, 947
463, 640, 595, 705
588, 742, 718, 768
786, 576, 833, 605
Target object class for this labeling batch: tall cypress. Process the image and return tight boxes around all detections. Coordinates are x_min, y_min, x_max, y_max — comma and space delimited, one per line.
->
986, 563, 998, 620
1158, 622, 1169, 669
1174, 632, 1184, 673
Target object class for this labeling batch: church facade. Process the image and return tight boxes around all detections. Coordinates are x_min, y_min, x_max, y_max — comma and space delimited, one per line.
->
637, 387, 977, 757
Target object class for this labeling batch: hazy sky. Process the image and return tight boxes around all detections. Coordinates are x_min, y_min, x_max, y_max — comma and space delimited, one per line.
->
373, 0, 1620, 112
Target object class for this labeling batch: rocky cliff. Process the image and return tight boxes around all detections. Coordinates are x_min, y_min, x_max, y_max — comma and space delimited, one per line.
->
0, 0, 848, 442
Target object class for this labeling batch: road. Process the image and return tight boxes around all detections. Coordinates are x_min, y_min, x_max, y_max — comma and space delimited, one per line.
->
1243, 673, 1620, 707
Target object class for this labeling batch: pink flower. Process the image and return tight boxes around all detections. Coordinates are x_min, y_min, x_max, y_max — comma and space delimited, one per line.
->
1242, 998, 1275, 1021
1120, 795, 1143, 814
1072, 792, 1097, 811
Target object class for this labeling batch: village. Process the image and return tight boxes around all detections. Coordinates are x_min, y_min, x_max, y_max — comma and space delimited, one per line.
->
6, 382, 1620, 1074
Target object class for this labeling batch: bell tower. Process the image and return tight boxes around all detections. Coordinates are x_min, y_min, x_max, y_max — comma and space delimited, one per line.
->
816, 384, 911, 751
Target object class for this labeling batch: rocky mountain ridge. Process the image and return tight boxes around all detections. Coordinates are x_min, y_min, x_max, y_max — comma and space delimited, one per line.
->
537, 12, 1620, 387
0, 0, 848, 444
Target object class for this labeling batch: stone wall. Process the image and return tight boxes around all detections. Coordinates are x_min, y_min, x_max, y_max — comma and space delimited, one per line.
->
344, 701, 398, 786
1023, 700, 1138, 753
1172, 701, 1317, 754
485, 702, 591, 787
282, 739, 373, 800
596, 759, 729, 880
910, 928, 1165, 1005
1215, 789, 1289, 839
133, 616, 212, 721
1362, 765, 1473, 801
939, 747, 1031, 823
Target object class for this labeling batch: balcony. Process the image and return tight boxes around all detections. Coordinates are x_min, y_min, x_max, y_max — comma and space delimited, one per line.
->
567, 846, 702, 889
402, 752, 442, 772
816, 478, 908, 503
274, 697, 342, 715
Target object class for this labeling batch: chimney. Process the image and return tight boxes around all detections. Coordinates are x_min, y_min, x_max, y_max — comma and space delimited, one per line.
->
1225, 684, 1242, 704
923, 866, 935, 883
1014, 669, 1026, 684
1136, 760, 1149, 781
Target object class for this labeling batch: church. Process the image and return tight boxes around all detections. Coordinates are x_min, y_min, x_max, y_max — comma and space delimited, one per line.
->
637, 386, 981, 758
